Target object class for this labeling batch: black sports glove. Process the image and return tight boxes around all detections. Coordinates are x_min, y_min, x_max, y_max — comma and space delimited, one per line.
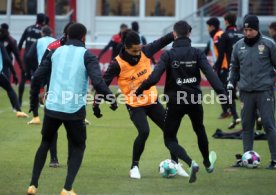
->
13, 74, 18, 85
227, 82, 234, 90
135, 87, 143, 96
110, 102, 118, 111
93, 104, 102, 118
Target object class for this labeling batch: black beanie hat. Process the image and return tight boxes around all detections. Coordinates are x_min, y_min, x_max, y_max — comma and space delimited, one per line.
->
243, 15, 259, 31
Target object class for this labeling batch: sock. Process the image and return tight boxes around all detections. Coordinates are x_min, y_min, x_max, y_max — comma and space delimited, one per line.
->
131, 161, 139, 169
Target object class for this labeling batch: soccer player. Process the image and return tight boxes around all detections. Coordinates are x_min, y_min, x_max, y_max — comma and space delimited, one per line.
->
213, 13, 244, 129
131, 21, 156, 64
0, 40, 28, 118
18, 13, 45, 106
0, 23, 24, 80
25, 25, 59, 167
26, 23, 117, 195
228, 15, 276, 169
26, 26, 56, 125
136, 20, 226, 183
94, 30, 189, 179
98, 23, 128, 62
205, 17, 230, 119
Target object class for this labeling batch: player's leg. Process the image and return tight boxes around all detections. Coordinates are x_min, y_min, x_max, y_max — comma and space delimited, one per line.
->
164, 104, 192, 166
18, 55, 29, 106
147, 102, 189, 177
126, 105, 149, 178
49, 132, 59, 168
63, 119, 86, 192
0, 73, 28, 117
240, 91, 256, 153
147, 102, 179, 163
257, 90, 276, 169
164, 103, 198, 182
188, 104, 216, 172
28, 115, 62, 191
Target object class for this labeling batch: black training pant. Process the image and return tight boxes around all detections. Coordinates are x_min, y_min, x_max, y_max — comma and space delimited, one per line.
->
0, 72, 21, 111
18, 54, 38, 106
30, 114, 86, 191
164, 103, 210, 167
126, 101, 178, 166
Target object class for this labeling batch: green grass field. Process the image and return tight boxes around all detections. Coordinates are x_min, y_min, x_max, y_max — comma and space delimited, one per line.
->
0, 86, 275, 195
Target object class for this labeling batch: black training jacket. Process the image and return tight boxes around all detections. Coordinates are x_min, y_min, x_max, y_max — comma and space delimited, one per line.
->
213, 25, 243, 71
18, 24, 42, 53
138, 37, 226, 104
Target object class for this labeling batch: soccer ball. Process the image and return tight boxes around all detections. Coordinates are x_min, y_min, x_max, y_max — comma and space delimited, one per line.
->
242, 151, 261, 168
159, 159, 178, 178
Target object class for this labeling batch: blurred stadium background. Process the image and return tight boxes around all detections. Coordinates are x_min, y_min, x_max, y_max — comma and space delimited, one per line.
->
0, 0, 275, 85
0, 0, 275, 46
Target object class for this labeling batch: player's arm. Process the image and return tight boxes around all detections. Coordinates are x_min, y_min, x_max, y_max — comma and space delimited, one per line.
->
84, 50, 115, 97
136, 52, 168, 95
228, 43, 240, 85
103, 59, 120, 86
0, 43, 18, 83
30, 51, 52, 112
84, 51, 117, 115
213, 33, 226, 72
197, 49, 225, 94
204, 41, 210, 56
98, 40, 113, 60
26, 42, 38, 67
18, 28, 28, 51
10, 38, 24, 71
143, 32, 174, 58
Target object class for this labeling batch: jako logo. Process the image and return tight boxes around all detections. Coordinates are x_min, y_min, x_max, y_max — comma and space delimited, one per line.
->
176, 77, 197, 85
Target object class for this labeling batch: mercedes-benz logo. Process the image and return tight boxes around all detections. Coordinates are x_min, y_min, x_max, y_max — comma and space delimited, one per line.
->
171, 60, 180, 68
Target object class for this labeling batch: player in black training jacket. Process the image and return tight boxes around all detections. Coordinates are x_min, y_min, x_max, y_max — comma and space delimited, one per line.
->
136, 20, 227, 183
18, 13, 45, 106
213, 13, 243, 129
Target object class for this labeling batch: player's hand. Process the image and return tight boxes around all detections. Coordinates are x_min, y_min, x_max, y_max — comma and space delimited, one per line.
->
227, 82, 234, 90
93, 104, 102, 118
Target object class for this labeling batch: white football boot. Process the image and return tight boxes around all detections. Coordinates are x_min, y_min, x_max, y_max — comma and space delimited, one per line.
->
129, 166, 141, 179
177, 163, 189, 177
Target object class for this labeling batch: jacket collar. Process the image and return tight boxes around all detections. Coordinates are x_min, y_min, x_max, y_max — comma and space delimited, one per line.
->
65, 39, 85, 47
226, 25, 237, 31
172, 37, 191, 48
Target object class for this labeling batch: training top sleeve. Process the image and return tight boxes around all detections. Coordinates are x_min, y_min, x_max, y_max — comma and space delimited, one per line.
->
84, 50, 113, 96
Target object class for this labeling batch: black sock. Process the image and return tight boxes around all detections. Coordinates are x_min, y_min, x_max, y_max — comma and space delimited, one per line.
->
131, 161, 139, 169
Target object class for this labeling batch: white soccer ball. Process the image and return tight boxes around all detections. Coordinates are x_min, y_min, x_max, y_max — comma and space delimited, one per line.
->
159, 159, 178, 178
242, 150, 261, 168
